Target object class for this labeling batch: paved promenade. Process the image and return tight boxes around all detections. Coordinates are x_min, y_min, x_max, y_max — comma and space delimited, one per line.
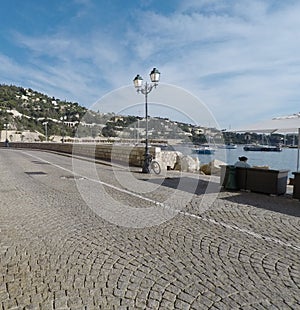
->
0, 148, 300, 309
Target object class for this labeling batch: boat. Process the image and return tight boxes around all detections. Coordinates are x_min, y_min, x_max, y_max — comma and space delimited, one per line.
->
192, 145, 216, 155
243, 144, 282, 152
218, 143, 237, 149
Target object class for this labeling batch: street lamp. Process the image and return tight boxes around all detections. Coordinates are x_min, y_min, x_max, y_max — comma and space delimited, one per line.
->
60, 116, 67, 143
3, 123, 8, 145
4, 123, 8, 140
133, 67, 160, 173
42, 121, 48, 142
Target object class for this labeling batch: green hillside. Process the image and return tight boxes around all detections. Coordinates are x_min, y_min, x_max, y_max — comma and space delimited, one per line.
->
2, 83, 283, 146
0, 84, 216, 143
0, 84, 88, 140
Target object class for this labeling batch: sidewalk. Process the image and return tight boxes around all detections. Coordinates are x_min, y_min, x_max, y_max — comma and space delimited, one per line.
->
1, 148, 300, 309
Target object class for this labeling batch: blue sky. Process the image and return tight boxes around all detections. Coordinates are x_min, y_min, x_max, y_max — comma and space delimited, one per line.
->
1, 0, 300, 129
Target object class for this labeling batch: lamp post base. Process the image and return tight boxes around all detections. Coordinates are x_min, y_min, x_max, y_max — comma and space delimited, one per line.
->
142, 153, 151, 174
142, 165, 151, 174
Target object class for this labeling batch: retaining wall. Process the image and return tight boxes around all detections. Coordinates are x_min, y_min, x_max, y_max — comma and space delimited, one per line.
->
0, 142, 178, 168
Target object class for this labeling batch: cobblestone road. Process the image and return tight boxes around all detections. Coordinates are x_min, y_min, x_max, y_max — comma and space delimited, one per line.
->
0, 148, 300, 309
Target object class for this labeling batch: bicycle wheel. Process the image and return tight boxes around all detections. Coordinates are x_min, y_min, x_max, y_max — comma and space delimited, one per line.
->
151, 160, 161, 175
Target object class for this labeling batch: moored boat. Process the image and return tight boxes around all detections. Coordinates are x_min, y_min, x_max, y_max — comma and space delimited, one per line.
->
243, 144, 282, 152
218, 143, 237, 149
192, 145, 216, 155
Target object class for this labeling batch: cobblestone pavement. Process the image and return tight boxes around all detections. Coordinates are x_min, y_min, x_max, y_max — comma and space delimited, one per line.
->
0, 148, 300, 309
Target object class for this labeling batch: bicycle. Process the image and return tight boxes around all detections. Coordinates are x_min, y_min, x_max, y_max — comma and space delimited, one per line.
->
150, 159, 161, 175
144, 154, 161, 174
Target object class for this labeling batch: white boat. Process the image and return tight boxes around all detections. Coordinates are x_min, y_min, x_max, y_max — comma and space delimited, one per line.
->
218, 143, 237, 149
192, 145, 216, 155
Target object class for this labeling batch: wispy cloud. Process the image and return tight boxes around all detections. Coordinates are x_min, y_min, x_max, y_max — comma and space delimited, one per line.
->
128, 1, 300, 126
1, 0, 300, 128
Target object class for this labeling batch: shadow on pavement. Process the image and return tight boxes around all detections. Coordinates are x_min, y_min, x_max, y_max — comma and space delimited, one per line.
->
144, 176, 221, 195
220, 190, 300, 217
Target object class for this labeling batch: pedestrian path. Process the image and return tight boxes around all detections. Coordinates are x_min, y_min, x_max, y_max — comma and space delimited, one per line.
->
0, 148, 300, 309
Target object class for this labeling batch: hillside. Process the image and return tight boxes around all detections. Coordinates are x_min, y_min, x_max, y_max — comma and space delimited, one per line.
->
1, 84, 289, 146
3, 83, 290, 147
0, 84, 217, 143
0, 84, 89, 140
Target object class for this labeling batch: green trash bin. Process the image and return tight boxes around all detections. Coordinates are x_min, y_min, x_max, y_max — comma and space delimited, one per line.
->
225, 166, 238, 190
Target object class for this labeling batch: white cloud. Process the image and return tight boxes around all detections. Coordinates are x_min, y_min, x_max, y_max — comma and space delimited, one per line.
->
127, 1, 300, 127
2, 0, 300, 128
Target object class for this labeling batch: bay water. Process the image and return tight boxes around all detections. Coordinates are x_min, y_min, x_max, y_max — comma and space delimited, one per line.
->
196, 145, 299, 178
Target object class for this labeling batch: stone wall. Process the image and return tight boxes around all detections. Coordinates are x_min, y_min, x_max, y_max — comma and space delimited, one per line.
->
0, 142, 162, 167
0, 142, 201, 172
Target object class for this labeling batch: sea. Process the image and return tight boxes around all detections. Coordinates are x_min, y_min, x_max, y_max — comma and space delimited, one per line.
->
195, 145, 299, 178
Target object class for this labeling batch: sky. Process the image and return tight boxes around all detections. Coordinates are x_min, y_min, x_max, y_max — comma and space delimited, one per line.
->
1, 0, 300, 129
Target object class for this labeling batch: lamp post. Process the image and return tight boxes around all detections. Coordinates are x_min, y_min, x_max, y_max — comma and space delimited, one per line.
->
4, 123, 8, 140
42, 121, 48, 142
133, 68, 160, 173
3, 123, 9, 146
60, 116, 67, 143
0, 107, 8, 142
